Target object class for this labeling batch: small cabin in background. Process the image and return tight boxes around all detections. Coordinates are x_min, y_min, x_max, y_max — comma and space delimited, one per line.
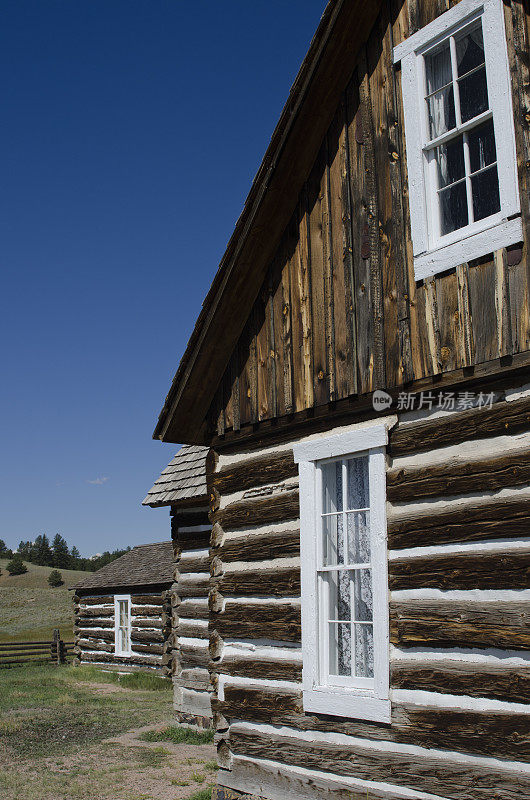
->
143, 444, 212, 727
71, 542, 173, 674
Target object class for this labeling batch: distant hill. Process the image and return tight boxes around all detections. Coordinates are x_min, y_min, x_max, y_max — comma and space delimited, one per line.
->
0, 559, 92, 642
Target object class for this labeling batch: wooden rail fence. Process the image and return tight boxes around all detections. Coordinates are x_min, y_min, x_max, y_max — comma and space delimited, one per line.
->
0, 629, 74, 668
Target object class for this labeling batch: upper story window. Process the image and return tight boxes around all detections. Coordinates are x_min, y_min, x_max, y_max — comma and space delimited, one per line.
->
294, 424, 390, 723
394, 0, 522, 281
114, 594, 131, 656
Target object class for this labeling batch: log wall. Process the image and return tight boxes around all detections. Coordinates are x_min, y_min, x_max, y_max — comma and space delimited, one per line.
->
207, 0, 530, 445
171, 503, 213, 727
73, 585, 172, 674
209, 385, 530, 800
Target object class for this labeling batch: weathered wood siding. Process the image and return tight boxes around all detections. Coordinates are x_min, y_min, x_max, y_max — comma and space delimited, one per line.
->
209, 0, 530, 441
209, 387, 530, 800
73, 586, 172, 673
171, 504, 213, 726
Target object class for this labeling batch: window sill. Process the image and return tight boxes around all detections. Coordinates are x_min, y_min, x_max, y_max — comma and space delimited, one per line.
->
303, 688, 391, 724
414, 216, 523, 281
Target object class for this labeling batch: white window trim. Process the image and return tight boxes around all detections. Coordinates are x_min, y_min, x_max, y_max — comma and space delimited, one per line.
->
294, 424, 390, 724
394, 0, 522, 281
114, 594, 132, 657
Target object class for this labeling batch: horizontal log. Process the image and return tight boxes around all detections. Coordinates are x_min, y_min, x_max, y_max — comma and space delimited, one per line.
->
75, 618, 113, 629
389, 395, 530, 457
212, 451, 297, 495
211, 603, 301, 642
130, 605, 162, 617
179, 644, 210, 669
0, 656, 54, 665
131, 629, 165, 644
130, 594, 164, 605
178, 552, 210, 573
388, 493, 530, 549
387, 449, 530, 502
0, 648, 54, 659
390, 601, 530, 650
214, 565, 300, 597
229, 725, 530, 800
391, 661, 530, 705
77, 639, 114, 653
389, 549, 530, 591
216, 528, 300, 563
74, 595, 113, 606
213, 490, 300, 531
176, 576, 210, 598
213, 656, 302, 682
80, 652, 162, 668
133, 643, 165, 655
77, 607, 114, 618
178, 601, 210, 620
75, 628, 114, 642
0, 642, 54, 651
131, 618, 164, 630
178, 621, 209, 639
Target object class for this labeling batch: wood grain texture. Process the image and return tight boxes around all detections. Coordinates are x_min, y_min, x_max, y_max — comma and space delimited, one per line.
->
387, 448, 530, 501
229, 726, 530, 799
389, 395, 530, 457
213, 490, 299, 530
212, 450, 297, 495
216, 528, 300, 563
388, 491, 530, 549
391, 660, 530, 705
390, 600, 530, 650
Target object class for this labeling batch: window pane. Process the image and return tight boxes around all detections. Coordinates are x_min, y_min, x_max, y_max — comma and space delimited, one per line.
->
468, 119, 496, 174
425, 41, 452, 94
329, 622, 351, 676
456, 24, 484, 77
322, 461, 342, 514
439, 180, 468, 235
472, 165, 500, 221
346, 456, 368, 510
458, 66, 488, 123
323, 513, 343, 566
353, 569, 373, 622
427, 85, 456, 139
328, 569, 351, 621
119, 601, 128, 627
435, 135, 465, 189
118, 627, 127, 652
346, 511, 370, 564
354, 624, 374, 678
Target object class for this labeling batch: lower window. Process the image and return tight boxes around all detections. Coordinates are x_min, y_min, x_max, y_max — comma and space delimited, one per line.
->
294, 425, 390, 723
114, 594, 131, 656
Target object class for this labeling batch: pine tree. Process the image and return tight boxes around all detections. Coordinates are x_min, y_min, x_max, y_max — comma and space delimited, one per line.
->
34, 534, 53, 567
0, 539, 12, 558
6, 553, 27, 575
70, 546, 81, 568
48, 569, 63, 587
52, 534, 70, 569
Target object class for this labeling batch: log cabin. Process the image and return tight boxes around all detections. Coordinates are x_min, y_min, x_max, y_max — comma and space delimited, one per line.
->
71, 542, 174, 674
152, 0, 530, 797
143, 444, 212, 727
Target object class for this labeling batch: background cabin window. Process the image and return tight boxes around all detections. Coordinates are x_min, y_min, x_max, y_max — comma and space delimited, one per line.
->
394, 0, 521, 280
294, 425, 390, 723
114, 595, 131, 656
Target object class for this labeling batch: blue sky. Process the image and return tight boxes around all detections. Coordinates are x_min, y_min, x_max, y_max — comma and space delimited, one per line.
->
0, 1, 326, 555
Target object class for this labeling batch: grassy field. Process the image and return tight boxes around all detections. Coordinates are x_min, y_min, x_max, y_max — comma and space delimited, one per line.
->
0, 664, 216, 800
0, 559, 92, 642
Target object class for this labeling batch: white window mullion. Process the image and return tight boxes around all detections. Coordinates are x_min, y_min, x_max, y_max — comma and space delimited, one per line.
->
295, 424, 391, 724
394, 0, 522, 280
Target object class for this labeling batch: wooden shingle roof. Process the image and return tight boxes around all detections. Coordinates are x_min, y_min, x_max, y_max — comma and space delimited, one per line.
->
142, 444, 208, 508
71, 541, 173, 591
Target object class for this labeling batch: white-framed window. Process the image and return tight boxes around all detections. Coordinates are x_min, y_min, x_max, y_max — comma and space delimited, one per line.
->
293, 424, 390, 723
394, 0, 522, 281
114, 594, 131, 656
